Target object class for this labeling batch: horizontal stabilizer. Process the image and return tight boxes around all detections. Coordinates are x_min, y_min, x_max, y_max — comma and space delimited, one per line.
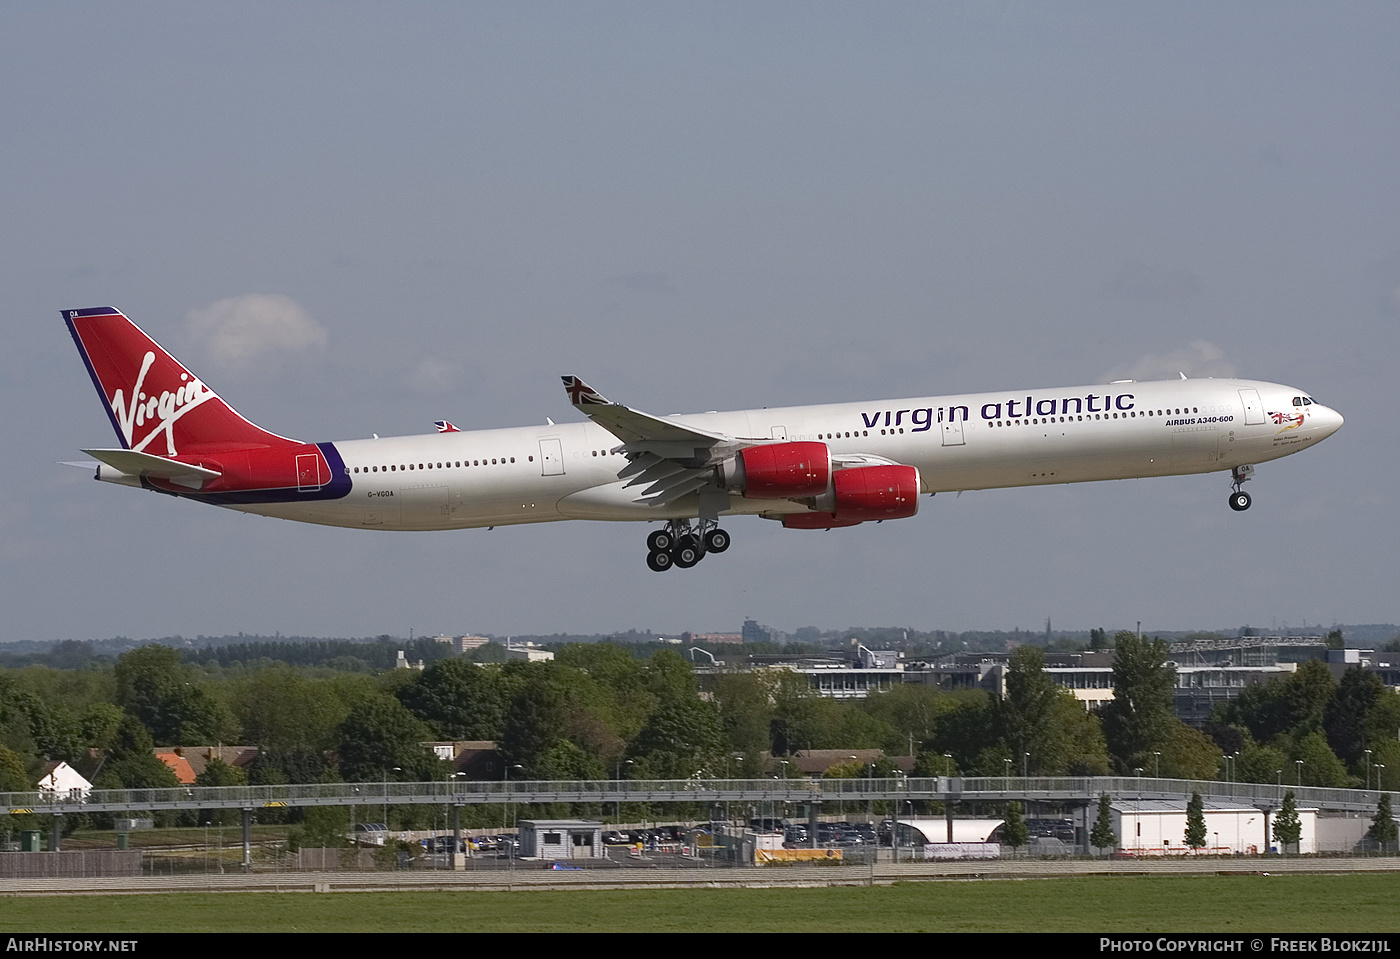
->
82, 448, 222, 490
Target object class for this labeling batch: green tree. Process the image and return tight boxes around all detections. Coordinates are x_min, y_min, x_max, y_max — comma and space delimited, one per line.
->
291, 804, 350, 850
912, 750, 959, 778
1367, 794, 1397, 851
0, 744, 37, 843
1324, 668, 1400, 768
0, 744, 29, 790
335, 694, 444, 783
1184, 791, 1207, 851
534, 740, 606, 780
232, 667, 354, 772
997, 646, 1059, 774
1089, 628, 1112, 650
397, 658, 504, 741
1218, 659, 1335, 745
78, 703, 124, 754
194, 756, 247, 787
1100, 633, 1175, 773
114, 645, 229, 744
1233, 734, 1289, 785
860, 684, 946, 751
193, 757, 247, 826
1288, 731, 1352, 788
1001, 801, 1029, 853
1090, 793, 1116, 853
711, 671, 772, 774
1273, 790, 1301, 854
1051, 692, 1112, 776
926, 691, 998, 772
1158, 721, 1224, 780
630, 696, 725, 779
499, 679, 567, 775
92, 716, 181, 790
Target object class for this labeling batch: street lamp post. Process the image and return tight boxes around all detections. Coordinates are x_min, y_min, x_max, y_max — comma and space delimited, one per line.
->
1295, 760, 1304, 787
615, 759, 634, 826
382, 766, 400, 830
503, 763, 523, 831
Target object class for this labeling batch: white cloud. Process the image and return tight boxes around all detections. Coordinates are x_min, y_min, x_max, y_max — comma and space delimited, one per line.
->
1107, 340, 1237, 382
186, 294, 328, 370
406, 356, 459, 394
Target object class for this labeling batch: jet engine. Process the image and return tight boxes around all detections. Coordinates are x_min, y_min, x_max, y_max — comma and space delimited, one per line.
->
718, 441, 831, 498
781, 464, 921, 529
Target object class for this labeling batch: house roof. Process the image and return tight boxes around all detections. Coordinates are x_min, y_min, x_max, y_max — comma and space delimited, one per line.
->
763, 749, 915, 776
154, 751, 197, 785
147, 746, 259, 783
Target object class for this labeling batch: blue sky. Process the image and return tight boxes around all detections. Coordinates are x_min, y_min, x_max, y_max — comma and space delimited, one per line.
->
4, 3, 1397, 642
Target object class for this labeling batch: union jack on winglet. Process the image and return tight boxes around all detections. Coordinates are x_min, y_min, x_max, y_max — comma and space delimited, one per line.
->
561, 375, 609, 407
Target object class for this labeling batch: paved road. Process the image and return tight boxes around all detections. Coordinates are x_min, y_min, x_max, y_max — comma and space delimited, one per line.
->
6, 856, 1399, 896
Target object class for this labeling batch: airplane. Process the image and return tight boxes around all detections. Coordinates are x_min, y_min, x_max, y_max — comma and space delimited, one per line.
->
64, 306, 1344, 571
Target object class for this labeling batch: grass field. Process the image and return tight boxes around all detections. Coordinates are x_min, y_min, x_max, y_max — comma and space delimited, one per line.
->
2, 874, 1397, 932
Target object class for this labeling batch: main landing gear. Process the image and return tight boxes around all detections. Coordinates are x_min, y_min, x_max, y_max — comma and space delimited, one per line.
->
645, 519, 731, 572
1228, 464, 1255, 512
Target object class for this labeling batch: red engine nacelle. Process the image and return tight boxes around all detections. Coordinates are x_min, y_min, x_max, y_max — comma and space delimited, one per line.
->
723, 441, 831, 499
781, 464, 921, 529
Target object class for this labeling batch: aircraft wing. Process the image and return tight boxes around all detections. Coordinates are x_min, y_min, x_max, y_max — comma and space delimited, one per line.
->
561, 376, 749, 506
561, 376, 730, 450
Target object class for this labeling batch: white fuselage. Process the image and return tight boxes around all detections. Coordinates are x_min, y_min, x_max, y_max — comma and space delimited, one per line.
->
235, 377, 1342, 532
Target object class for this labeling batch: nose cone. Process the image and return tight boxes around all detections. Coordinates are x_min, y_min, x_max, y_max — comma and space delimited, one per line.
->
1315, 405, 1344, 439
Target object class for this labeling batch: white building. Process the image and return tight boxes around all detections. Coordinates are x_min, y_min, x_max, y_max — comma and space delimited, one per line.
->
503, 642, 554, 662
518, 820, 603, 859
36, 761, 92, 801
1092, 798, 1317, 855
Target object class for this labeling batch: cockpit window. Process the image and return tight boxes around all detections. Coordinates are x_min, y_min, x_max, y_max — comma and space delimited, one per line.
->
1303, 397, 1314, 405
1293, 397, 1303, 407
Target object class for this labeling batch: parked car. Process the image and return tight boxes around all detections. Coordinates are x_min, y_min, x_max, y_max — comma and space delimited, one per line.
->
431, 835, 463, 853
352, 823, 388, 846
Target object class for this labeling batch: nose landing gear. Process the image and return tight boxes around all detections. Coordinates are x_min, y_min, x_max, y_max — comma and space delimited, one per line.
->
645, 519, 731, 571
1228, 464, 1254, 512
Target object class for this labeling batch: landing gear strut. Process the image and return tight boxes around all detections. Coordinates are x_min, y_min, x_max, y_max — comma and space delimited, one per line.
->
645, 519, 731, 571
1228, 464, 1254, 512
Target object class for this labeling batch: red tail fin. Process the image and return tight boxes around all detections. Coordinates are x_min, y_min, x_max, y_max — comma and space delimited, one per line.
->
64, 307, 300, 454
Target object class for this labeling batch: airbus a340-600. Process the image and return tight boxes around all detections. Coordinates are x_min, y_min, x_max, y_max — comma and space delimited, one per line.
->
65, 307, 1343, 570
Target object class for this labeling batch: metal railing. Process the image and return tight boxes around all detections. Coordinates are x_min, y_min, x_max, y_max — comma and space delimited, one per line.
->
4, 776, 1394, 815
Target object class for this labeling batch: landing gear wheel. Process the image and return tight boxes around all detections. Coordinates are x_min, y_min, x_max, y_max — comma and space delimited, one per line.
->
647, 529, 674, 552
672, 536, 702, 568
703, 528, 731, 554
1229, 491, 1252, 512
647, 550, 674, 572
